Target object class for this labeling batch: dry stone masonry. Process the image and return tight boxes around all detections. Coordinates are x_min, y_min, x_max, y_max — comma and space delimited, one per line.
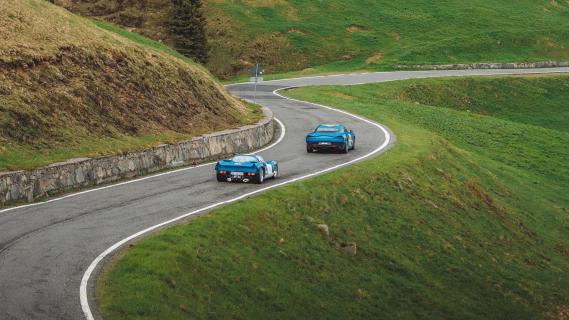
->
398, 61, 569, 70
0, 107, 275, 204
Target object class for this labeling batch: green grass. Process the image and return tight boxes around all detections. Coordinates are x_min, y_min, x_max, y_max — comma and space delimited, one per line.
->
93, 19, 195, 64
238, 101, 265, 124
204, 0, 569, 78
316, 75, 569, 184
369, 74, 569, 132
0, 132, 191, 172
53, 0, 569, 78
97, 74, 569, 319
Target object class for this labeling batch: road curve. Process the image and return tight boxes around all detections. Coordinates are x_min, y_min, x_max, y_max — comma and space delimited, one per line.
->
0, 68, 567, 320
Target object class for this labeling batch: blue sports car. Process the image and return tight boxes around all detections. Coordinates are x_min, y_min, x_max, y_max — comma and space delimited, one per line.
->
215, 154, 278, 184
306, 123, 355, 153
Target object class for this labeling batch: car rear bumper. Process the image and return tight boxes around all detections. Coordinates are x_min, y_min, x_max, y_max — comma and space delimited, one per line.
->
308, 142, 346, 150
217, 171, 257, 183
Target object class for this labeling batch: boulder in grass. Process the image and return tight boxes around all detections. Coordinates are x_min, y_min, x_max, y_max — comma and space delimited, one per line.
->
341, 242, 357, 255
316, 224, 329, 237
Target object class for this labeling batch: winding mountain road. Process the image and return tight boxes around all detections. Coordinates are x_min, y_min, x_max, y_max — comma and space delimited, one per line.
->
0, 67, 568, 320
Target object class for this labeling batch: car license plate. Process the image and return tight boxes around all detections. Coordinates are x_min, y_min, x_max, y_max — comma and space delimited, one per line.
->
232, 172, 244, 177
318, 142, 332, 145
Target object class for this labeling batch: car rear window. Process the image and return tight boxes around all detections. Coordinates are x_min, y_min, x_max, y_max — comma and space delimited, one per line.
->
232, 156, 257, 163
316, 127, 340, 132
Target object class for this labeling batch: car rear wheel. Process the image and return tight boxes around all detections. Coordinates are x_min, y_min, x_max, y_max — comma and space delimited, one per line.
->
350, 137, 356, 150
307, 144, 313, 153
216, 173, 226, 182
342, 141, 349, 154
273, 166, 279, 179
255, 169, 265, 184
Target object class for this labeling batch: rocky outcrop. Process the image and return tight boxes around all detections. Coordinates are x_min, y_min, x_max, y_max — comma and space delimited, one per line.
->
0, 107, 275, 204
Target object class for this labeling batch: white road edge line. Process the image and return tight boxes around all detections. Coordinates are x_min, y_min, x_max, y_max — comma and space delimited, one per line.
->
80, 87, 393, 320
0, 118, 286, 215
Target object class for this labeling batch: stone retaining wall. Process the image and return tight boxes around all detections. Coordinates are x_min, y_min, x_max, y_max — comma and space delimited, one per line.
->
0, 107, 275, 204
397, 61, 569, 70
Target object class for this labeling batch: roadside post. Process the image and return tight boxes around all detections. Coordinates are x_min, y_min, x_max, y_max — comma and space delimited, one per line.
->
251, 63, 263, 103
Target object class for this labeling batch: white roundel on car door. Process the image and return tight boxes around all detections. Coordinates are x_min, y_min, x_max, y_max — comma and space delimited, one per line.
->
265, 163, 274, 176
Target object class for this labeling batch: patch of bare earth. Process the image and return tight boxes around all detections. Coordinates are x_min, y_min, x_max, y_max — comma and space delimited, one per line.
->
328, 92, 355, 100
287, 28, 305, 34
467, 177, 504, 218
346, 24, 370, 32
551, 305, 569, 320
393, 32, 401, 41
557, 244, 569, 257
366, 51, 384, 64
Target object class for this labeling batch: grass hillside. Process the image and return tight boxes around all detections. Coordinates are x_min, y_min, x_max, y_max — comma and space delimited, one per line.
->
0, 0, 257, 171
97, 74, 569, 319
377, 75, 569, 132
55, 0, 569, 78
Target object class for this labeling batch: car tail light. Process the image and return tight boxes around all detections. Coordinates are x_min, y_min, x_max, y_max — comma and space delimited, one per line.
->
219, 171, 227, 175
247, 172, 256, 176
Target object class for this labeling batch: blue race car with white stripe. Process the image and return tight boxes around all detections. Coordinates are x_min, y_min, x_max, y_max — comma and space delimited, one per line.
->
306, 123, 355, 153
215, 154, 278, 184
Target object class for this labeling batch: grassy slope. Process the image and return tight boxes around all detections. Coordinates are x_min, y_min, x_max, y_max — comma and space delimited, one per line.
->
0, 0, 258, 171
54, 0, 569, 78
376, 75, 569, 132
97, 74, 569, 319
208, 0, 569, 77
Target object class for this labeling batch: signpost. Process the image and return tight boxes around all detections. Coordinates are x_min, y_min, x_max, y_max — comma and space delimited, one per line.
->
251, 63, 263, 103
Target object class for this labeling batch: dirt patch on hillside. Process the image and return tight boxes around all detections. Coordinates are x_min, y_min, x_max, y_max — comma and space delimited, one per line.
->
467, 177, 504, 217
346, 24, 370, 32
551, 305, 569, 320
241, 0, 288, 6
328, 92, 355, 100
557, 244, 569, 257
366, 51, 384, 64
287, 28, 305, 34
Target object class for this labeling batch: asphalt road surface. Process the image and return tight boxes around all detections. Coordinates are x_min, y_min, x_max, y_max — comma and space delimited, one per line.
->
1, 68, 568, 320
